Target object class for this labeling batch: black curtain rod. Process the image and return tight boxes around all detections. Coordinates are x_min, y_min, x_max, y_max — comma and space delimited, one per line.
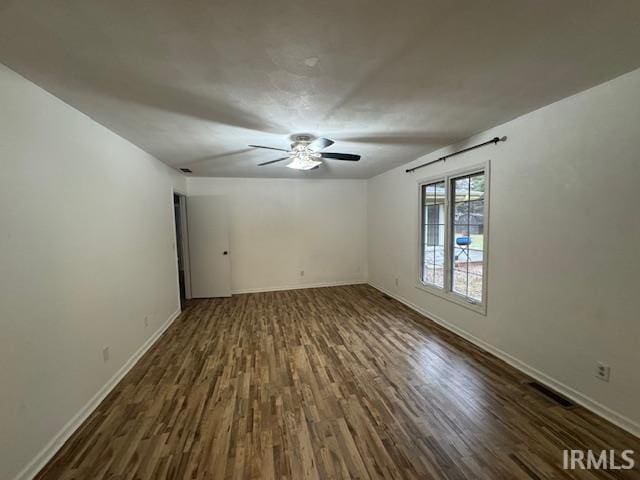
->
405, 136, 507, 173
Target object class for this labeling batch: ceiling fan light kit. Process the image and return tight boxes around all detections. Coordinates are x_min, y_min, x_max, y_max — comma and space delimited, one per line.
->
251, 135, 361, 170
285, 157, 322, 170
285, 144, 322, 170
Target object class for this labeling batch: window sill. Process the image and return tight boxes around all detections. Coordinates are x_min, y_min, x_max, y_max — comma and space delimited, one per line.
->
415, 281, 487, 315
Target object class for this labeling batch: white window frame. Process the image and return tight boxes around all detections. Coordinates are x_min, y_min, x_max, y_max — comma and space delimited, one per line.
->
416, 161, 490, 315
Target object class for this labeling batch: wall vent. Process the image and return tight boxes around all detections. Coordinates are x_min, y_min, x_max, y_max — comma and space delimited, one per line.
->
180, 168, 192, 173
527, 381, 575, 408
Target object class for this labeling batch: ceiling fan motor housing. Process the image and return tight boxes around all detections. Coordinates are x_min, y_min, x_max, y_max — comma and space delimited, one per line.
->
290, 133, 315, 147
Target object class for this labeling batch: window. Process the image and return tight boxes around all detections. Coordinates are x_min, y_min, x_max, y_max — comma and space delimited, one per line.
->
419, 165, 488, 312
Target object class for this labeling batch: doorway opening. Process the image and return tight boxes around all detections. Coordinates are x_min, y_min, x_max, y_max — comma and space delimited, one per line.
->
173, 192, 191, 309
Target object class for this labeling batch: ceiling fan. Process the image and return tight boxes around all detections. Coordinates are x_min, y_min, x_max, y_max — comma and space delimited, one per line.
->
250, 134, 360, 170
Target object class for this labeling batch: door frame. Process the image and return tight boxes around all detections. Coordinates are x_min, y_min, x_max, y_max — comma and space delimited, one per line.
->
172, 188, 192, 303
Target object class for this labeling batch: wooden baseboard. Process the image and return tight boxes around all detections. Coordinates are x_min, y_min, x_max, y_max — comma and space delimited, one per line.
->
368, 282, 640, 439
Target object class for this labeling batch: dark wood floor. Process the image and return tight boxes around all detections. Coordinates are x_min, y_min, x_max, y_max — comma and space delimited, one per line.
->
37, 285, 639, 479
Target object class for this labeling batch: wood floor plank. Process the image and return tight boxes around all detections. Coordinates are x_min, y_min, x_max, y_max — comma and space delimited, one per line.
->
35, 285, 640, 479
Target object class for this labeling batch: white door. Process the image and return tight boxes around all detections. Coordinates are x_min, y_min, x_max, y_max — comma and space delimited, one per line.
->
187, 195, 232, 298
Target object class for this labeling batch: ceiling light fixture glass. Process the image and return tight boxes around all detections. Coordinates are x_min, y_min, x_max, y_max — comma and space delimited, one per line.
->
286, 155, 321, 170
285, 146, 322, 170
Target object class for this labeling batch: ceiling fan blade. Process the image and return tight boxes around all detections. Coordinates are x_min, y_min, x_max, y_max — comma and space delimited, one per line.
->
258, 157, 290, 166
249, 144, 290, 152
320, 152, 361, 161
308, 137, 334, 150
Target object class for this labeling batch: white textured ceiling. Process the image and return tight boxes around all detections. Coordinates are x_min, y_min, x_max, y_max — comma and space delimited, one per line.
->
1, 0, 640, 179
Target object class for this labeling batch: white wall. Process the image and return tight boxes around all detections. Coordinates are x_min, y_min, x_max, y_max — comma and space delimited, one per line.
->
2, 55, 637, 480
367, 68, 640, 434
0, 63, 186, 480
188, 177, 367, 293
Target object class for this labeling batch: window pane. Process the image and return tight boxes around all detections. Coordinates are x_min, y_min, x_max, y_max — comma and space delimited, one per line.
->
453, 246, 468, 262
454, 177, 470, 202
469, 173, 485, 200
434, 181, 446, 205
453, 233, 473, 259
423, 262, 435, 284
451, 171, 486, 303
468, 198, 484, 215
452, 268, 468, 297
433, 244, 445, 266
467, 272, 483, 302
425, 223, 443, 246
423, 184, 435, 205
424, 244, 435, 264
423, 246, 444, 289
468, 199, 484, 233
468, 243, 483, 266
425, 204, 441, 225
434, 264, 445, 288
421, 180, 445, 289
453, 201, 470, 226
453, 224, 468, 236
432, 242, 445, 288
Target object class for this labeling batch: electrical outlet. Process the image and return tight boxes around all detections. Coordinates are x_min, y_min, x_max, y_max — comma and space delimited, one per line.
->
596, 362, 610, 382
300, 270, 305, 277
395, 277, 399, 287
144, 315, 149, 327
102, 347, 110, 363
